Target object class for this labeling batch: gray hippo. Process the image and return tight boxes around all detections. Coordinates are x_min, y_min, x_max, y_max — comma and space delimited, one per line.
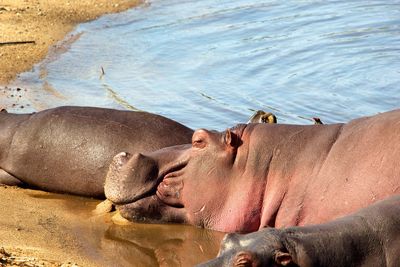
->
0, 106, 193, 198
105, 109, 400, 232
198, 194, 400, 267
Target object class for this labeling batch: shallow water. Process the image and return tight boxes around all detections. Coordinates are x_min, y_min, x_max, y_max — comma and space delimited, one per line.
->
26, 191, 224, 267
12, 0, 400, 129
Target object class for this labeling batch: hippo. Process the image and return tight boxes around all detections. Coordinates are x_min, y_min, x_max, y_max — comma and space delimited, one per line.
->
105, 109, 400, 232
0, 106, 193, 197
198, 194, 400, 267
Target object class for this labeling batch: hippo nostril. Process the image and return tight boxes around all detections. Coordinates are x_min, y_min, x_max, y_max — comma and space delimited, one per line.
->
112, 152, 132, 167
106, 143, 189, 206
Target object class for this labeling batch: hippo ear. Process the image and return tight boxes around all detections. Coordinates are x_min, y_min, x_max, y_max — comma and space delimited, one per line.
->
224, 129, 232, 146
224, 129, 240, 148
233, 251, 259, 267
274, 251, 293, 266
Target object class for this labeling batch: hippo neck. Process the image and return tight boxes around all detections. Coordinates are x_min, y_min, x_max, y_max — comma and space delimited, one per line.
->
255, 123, 344, 228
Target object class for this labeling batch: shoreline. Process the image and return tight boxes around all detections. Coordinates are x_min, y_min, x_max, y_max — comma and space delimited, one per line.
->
0, 0, 142, 85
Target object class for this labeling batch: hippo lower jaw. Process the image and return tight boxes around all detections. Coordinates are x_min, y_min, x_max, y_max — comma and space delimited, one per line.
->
116, 194, 189, 224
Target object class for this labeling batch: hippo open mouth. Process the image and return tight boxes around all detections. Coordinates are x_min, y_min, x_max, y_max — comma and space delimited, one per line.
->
155, 167, 186, 208
104, 147, 189, 207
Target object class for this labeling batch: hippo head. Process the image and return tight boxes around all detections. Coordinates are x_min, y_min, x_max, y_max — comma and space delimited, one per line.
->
105, 124, 270, 232
197, 228, 304, 267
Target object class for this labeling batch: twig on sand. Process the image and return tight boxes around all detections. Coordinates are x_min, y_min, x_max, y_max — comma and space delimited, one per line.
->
0, 40, 36, 46
0, 247, 80, 267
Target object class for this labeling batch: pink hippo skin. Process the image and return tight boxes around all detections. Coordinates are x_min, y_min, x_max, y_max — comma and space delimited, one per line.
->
105, 109, 400, 233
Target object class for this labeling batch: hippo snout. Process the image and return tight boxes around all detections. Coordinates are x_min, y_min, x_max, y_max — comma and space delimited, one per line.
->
105, 152, 159, 204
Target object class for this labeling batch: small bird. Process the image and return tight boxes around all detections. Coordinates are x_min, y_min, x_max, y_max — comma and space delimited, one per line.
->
312, 117, 324, 125
248, 110, 277, 124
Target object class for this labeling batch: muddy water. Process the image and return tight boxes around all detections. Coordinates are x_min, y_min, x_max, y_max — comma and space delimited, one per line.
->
27, 192, 225, 266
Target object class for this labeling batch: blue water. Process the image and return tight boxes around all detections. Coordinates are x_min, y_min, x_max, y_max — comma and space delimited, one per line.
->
14, 0, 400, 130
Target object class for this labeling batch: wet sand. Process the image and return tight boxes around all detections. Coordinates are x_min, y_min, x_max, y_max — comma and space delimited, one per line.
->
0, 186, 224, 266
0, 186, 104, 266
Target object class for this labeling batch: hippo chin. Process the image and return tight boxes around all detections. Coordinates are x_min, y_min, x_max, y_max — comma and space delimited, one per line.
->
198, 195, 400, 267
0, 106, 193, 197
105, 109, 400, 233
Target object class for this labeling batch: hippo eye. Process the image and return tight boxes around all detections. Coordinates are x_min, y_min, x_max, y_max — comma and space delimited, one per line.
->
234, 251, 258, 267
192, 129, 208, 149
192, 138, 206, 148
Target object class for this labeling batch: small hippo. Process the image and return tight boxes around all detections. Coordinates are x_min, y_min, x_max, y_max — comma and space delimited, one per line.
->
198, 195, 400, 266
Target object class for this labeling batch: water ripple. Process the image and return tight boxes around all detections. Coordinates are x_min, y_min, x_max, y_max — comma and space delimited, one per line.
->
12, 0, 400, 130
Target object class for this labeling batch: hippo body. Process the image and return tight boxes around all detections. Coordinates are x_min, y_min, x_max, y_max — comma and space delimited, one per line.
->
105, 109, 400, 232
0, 106, 193, 198
198, 195, 400, 267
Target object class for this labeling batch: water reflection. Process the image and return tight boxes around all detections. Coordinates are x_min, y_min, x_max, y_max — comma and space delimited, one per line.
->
102, 223, 224, 266
27, 190, 224, 266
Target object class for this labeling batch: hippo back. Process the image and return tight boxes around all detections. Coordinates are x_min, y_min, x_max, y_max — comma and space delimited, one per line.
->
0, 106, 193, 197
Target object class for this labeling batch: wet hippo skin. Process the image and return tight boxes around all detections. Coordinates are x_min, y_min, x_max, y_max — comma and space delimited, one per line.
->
105, 109, 400, 232
0, 106, 193, 198
198, 194, 400, 267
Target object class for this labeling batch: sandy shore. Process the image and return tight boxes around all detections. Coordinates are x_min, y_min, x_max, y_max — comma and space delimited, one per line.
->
0, 0, 141, 84
0, 185, 109, 267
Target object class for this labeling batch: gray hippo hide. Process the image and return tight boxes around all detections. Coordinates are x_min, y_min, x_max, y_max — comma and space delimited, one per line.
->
0, 106, 193, 198
198, 194, 400, 267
